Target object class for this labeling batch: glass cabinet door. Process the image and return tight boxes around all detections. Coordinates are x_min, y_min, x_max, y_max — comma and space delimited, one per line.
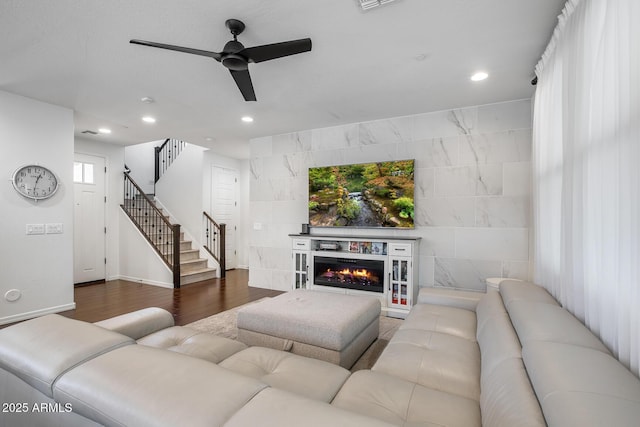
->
389, 258, 411, 308
293, 252, 308, 289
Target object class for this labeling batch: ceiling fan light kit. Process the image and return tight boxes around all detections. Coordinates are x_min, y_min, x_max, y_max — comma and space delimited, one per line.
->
130, 18, 312, 102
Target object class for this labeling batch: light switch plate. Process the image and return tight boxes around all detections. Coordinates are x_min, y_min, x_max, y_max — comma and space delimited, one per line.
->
26, 224, 45, 235
46, 223, 64, 234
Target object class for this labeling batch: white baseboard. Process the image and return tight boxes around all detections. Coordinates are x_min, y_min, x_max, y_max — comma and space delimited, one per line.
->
116, 275, 173, 289
0, 303, 77, 326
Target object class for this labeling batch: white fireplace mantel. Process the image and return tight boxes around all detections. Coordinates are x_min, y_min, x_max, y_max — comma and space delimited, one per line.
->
290, 233, 421, 318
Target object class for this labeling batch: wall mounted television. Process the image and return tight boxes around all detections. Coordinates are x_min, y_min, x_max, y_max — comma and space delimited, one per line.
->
308, 160, 415, 228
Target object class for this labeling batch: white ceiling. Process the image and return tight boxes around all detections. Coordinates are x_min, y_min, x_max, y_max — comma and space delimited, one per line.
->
0, 0, 564, 159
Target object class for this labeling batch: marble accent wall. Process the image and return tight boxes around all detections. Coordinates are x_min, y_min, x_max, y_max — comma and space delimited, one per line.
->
249, 99, 532, 292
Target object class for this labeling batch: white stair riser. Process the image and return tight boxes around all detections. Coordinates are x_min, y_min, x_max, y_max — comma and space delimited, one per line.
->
181, 269, 217, 285
180, 250, 200, 261
180, 260, 208, 273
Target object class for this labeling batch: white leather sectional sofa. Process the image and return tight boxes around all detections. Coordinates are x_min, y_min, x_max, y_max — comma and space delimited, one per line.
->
1, 280, 640, 426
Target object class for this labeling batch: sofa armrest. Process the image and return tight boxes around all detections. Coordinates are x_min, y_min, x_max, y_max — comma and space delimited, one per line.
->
94, 307, 174, 340
417, 287, 484, 311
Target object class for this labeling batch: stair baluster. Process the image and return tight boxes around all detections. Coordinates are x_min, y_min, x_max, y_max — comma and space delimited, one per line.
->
203, 212, 226, 278
154, 138, 186, 184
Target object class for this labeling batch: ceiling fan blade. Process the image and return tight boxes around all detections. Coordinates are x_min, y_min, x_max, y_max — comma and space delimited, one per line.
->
230, 69, 257, 101
130, 39, 222, 61
239, 38, 312, 63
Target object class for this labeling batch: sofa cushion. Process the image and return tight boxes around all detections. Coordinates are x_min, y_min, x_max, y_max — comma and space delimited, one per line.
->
0, 314, 133, 398
475, 291, 522, 375
333, 370, 481, 427
53, 345, 268, 427
223, 387, 396, 427
94, 307, 175, 340
400, 302, 477, 342
137, 326, 247, 363
220, 346, 350, 402
524, 341, 640, 427
373, 328, 481, 400
499, 280, 559, 309
507, 301, 610, 353
480, 357, 546, 427
475, 288, 508, 331
417, 287, 483, 311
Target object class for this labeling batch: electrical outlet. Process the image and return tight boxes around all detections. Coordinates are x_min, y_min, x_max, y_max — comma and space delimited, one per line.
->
26, 224, 45, 235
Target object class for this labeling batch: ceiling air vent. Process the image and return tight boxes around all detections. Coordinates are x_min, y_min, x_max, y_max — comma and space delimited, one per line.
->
359, 0, 398, 10
81, 130, 99, 135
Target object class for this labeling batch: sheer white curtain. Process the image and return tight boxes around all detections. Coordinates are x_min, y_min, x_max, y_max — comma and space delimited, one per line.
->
533, 0, 640, 375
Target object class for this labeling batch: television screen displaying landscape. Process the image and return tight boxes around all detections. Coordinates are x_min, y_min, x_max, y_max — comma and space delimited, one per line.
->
308, 160, 415, 228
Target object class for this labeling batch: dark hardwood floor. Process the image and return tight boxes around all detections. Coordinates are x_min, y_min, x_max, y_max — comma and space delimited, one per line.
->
58, 269, 282, 325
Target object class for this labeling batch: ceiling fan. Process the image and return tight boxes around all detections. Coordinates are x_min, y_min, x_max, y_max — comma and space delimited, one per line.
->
130, 19, 312, 102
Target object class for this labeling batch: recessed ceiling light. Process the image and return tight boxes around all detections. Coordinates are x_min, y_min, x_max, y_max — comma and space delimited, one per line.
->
471, 71, 489, 82
98, 128, 112, 134
241, 116, 254, 123
140, 96, 155, 104
142, 116, 156, 123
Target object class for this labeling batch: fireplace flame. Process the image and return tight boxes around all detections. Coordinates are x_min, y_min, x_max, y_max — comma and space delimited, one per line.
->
337, 268, 371, 279
326, 268, 373, 279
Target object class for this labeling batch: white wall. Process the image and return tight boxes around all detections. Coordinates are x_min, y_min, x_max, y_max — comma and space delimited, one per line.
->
249, 99, 533, 292
124, 140, 160, 194
118, 210, 173, 287
0, 90, 75, 324
155, 144, 205, 245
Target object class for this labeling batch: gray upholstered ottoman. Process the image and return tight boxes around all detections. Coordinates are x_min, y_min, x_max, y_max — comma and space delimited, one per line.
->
237, 290, 381, 368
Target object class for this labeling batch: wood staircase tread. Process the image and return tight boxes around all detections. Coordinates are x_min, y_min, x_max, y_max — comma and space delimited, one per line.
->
180, 258, 207, 265
180, 267, 217, 277
162, 248, 198, 254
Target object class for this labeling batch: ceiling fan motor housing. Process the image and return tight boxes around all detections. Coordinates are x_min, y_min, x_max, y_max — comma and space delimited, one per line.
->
222, 40, 248, 70
222, 53, 248, 70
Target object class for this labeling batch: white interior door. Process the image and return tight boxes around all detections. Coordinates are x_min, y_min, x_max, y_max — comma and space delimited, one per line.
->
73, 153, 106, 283
211, 166, 237, 270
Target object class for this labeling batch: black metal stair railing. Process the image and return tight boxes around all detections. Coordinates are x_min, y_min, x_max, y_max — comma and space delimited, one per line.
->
155, 138, 186, 183
121, 172, 181, 288
203, 211, 226, 278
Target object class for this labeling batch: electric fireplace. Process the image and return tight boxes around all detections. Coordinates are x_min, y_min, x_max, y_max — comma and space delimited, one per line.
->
313, 256, 384, 293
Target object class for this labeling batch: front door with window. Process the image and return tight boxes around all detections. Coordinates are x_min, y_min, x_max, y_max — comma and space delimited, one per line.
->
73, 153, 106, 284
